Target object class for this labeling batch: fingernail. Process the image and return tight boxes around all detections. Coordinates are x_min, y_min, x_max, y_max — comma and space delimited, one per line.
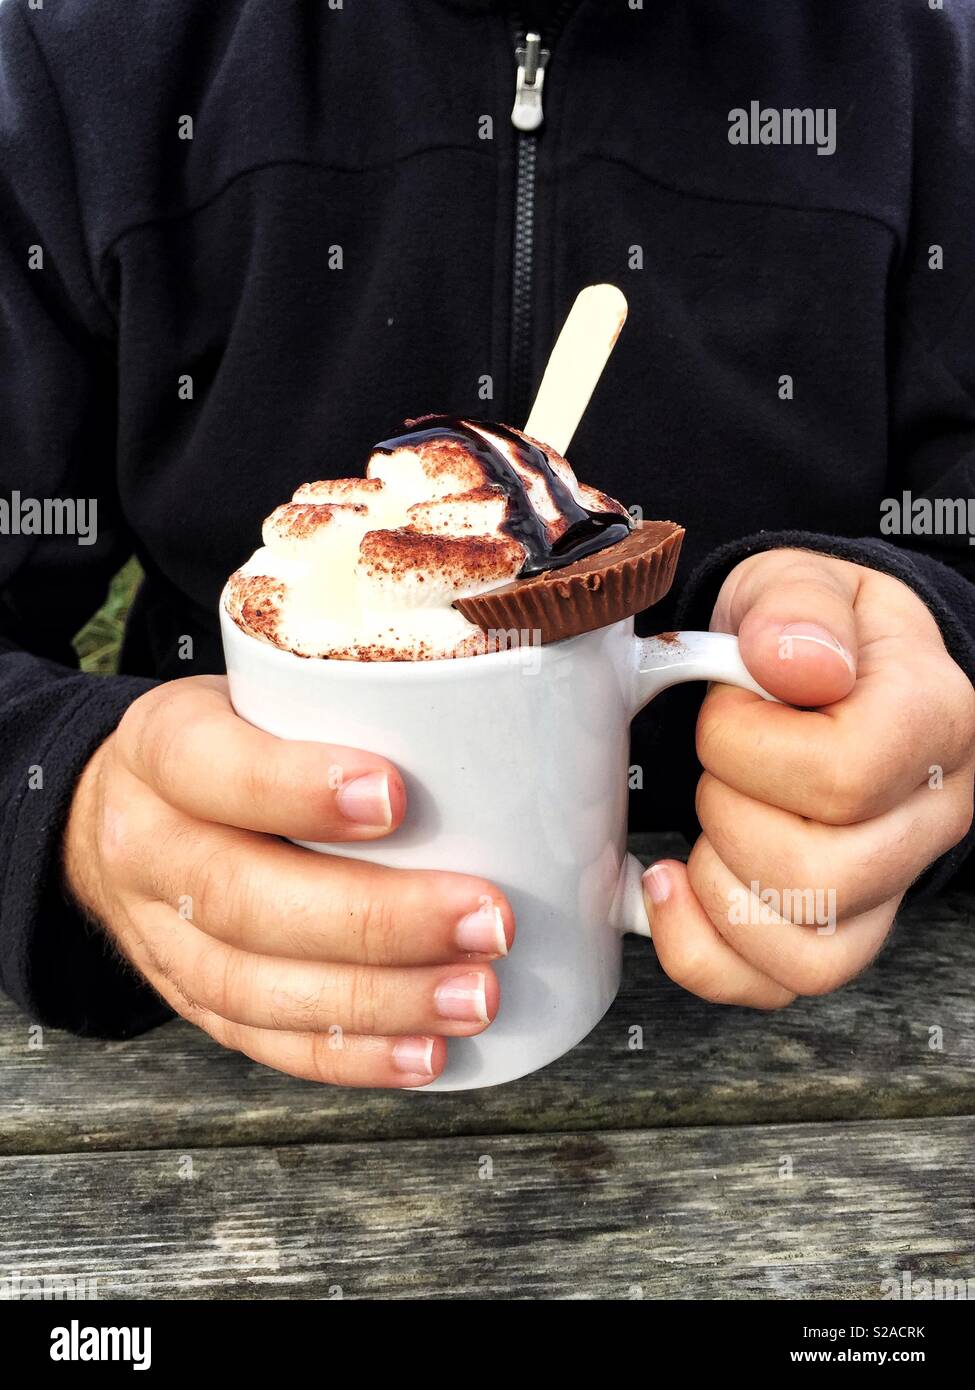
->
435, 971, 489, 1023
455, 900, 508, 956
392, 1036, 435, 1078
643, 863, 672, 905
779, 623, 856, 676
336, 771, 392, 828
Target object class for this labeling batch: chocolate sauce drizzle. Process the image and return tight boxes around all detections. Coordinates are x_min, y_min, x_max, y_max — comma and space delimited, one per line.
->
373, 415, 631, 578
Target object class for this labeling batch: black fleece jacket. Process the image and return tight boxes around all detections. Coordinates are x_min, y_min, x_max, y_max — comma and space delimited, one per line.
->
1, 0, 974, 1037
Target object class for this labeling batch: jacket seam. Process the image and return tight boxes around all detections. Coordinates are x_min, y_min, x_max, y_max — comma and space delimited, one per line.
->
566, 147, 903, 251
96, 147, 495, 273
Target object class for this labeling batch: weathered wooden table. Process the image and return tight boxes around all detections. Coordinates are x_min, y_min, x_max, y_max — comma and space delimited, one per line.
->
1, 834, 972, 1300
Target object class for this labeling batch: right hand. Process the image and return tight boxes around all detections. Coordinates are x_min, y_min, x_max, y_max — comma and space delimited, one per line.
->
63, 676, 513, 1087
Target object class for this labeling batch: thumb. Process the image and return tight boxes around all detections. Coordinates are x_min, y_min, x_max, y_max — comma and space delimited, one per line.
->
719, 552, 858, 707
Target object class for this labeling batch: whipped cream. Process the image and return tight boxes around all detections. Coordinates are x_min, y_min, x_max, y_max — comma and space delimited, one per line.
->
225, 416, 631, 660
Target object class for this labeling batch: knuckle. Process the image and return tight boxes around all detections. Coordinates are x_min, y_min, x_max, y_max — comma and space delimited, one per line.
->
184, 1002, 255, 1061
965, 683, 975, 751
114, 691, 151, 762
792, 952, 844, 998
190, 844, 241, 934
139, 935, 177, 988
174, 989, 217, 1033
138, 693, 191, 794
340, 966, 382, 1032
941, 785, 975, 853
775, 849, 837, 925
814, 745, 881, 825
656, 934, 716, 1000
694, 698, 725, 768
98, 783, 172, 893
276, 909, 315, 960
194, 939, 241, 1019
352, 891, 402, 965
239, 750, 283, 817
97, 791, 141, 881
264, 974, 323, 1032
778, 856, 822, 917
306, 1031, 347, 1085
196, 1010, 235, 1050
693, 771, 722, 835
301, 1034, 364, 1084
141, 937, 202, 1017
944, 658, 975, 749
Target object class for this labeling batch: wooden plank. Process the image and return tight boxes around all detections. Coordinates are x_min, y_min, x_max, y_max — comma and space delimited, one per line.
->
0, 1117, 971, 1299
1, 835, 973, 1155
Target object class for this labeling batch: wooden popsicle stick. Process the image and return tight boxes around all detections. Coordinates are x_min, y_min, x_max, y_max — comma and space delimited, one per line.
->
523, 283, 628, 456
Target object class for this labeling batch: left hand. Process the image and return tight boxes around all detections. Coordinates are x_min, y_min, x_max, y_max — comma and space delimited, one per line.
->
644, 547, 975, 1007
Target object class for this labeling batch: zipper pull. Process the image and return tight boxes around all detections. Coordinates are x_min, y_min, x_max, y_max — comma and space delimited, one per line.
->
511, 32, 549, 132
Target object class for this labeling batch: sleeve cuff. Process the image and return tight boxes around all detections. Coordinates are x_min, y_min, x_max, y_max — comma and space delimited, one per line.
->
0, 673, 174, 1038
673, 530, 975, 897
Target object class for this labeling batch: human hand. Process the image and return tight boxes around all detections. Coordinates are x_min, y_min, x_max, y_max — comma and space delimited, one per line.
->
64, 676, 513, 1084
643, 548, 975, 1006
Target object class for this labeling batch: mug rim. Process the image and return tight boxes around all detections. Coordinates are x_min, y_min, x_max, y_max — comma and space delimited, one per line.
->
219, 583, 626, 680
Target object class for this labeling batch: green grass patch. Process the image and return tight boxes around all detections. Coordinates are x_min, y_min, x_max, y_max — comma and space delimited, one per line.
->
72, 556, 144, 675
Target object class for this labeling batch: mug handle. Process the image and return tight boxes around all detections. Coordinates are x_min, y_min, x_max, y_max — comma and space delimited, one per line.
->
614, 630, 778, 939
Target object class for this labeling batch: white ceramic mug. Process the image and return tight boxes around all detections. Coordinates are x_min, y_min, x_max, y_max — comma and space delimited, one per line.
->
220, 599, 772, 1090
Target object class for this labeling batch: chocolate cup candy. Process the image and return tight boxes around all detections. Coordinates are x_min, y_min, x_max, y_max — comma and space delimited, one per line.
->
454, 519, 685, 645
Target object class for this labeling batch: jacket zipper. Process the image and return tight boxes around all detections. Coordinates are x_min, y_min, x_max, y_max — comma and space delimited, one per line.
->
508, 4, 576, 427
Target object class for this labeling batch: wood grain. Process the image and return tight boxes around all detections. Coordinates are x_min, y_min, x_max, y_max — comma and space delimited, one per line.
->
1, 835, 972, 1156
1, 1118, 971, 1299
